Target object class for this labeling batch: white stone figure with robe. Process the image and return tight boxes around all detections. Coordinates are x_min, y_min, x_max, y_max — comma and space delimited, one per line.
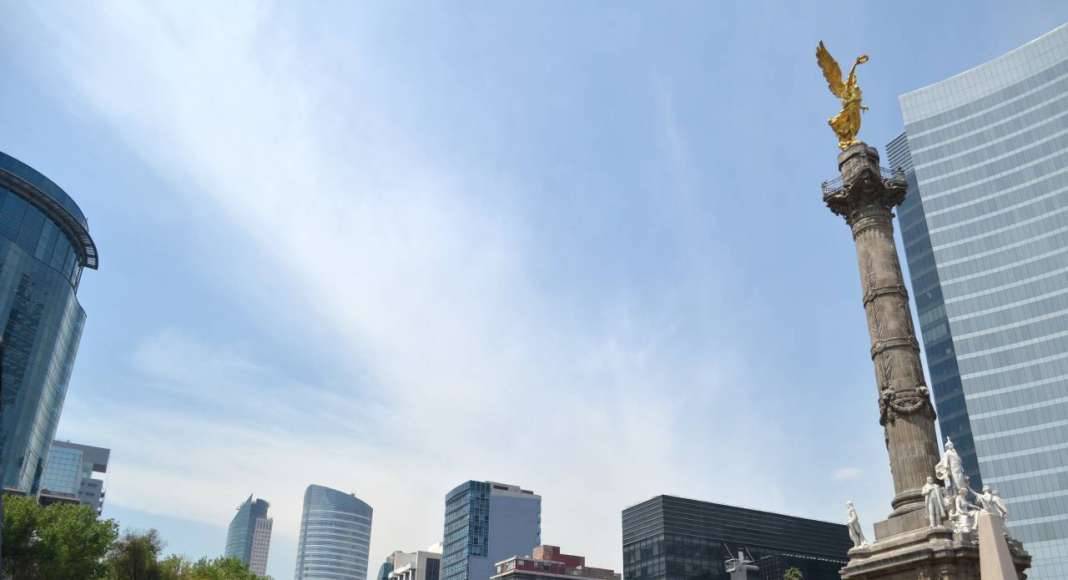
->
921, 476, 947, 527
935, 437, 967, 495
846, 501, 867, 547
974, 490, 1018, 578
977, 485, 997, 514
953, 487, 980, 534
991, 488, 1009, 520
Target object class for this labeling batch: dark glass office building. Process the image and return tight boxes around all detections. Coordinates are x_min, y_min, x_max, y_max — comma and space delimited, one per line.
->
622, 496, 849, 580
0, 151, 98, 495
442, 481, 541, 580
889, 23, 1068, 580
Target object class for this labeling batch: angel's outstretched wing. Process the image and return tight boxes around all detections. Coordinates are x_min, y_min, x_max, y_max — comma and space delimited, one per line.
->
817, 41, 845, 98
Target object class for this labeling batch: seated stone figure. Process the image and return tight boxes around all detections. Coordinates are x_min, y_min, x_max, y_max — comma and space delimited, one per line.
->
952, 487, 980, 534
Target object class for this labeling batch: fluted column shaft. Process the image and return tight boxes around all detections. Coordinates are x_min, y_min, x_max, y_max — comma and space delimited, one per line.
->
825, 143, 941, 517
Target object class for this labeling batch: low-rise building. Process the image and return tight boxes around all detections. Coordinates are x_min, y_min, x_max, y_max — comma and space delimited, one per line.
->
378, 551, 405, 580
390, 547, 442, 580
622, 495, 849, 580
492, 545, 620, 580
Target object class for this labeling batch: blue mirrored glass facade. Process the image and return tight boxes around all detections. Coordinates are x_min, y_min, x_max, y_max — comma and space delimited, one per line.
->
295, 484, 373, 580
0, 151, 98, 495
442, 481, 541, 580
443, 481, 490, 580
37, 440, 109, 514
38, 443, 82, 495
892, 23, 1068, 580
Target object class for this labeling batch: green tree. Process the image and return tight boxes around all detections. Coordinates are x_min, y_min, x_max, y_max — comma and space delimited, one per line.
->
1, 495, 118, 580
106, 529, 167, 580
159, 555, 266, 580
158, 555, 191, 579
783, 567, 804, 580
3, 506, 265, 580
1, 495, 38, 577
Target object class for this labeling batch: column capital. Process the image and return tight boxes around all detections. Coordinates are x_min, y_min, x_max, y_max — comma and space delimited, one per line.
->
822, 142, 907, 221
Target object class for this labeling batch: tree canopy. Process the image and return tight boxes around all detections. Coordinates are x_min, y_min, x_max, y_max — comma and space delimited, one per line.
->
2, 498, 267, 579
159, 555, 266, 580
105, 530, 266, 580
1, 495, 118, 580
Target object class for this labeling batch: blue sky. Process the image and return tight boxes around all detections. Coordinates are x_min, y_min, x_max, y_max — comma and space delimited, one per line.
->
2, 2, 1067, 579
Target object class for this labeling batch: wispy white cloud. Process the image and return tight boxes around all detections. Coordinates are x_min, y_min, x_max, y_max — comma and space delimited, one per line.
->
14, 2, 784, 577
832, 467, 864, 481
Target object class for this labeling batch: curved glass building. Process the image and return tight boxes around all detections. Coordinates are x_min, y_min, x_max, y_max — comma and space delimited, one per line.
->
0, 151, 98, 494
890, 23, 1068, 579
295, 484, 373, 580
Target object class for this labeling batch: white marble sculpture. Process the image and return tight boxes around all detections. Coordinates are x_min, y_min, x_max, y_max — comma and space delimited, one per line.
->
953, 487, 980, 534
922, 476, 947, 527
847, 501, 867, 547
992, 488, 1009, 520
935, 437, 967, 495
977, 485, 996, 513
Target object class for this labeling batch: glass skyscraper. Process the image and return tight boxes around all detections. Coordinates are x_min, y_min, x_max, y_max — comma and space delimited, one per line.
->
0, 151, 98, 495
294, 484, 373, 580
225, 495, 273, 577
889, 23, 1068, 580
622, 495, 850, 580
38, 440, 109, 514
442, 481, 541, 580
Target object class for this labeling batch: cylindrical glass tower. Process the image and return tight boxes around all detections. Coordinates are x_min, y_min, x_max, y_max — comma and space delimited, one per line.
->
0, 151, 98, 494
295, 484, 373, 580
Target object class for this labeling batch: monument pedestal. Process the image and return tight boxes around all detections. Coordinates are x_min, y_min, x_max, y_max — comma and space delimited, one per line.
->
874, 506, 928, 539
841, 523, 1029, 579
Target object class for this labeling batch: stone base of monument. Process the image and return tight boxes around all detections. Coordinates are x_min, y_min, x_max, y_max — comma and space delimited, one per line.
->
841, 510, 1030, 580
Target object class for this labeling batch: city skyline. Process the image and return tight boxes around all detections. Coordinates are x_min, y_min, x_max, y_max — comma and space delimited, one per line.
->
4, 2, 1068, 579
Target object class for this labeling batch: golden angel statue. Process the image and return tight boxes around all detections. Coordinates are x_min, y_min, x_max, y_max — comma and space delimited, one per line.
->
816, 41, 870, 150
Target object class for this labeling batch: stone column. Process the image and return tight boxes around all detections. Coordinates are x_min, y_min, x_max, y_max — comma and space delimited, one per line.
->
824, 143, 941, 526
